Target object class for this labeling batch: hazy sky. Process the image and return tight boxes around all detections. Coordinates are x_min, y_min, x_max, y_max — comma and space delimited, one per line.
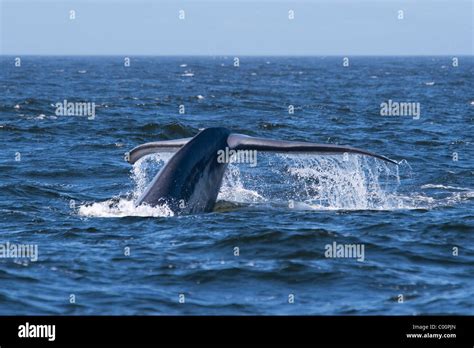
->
1, 0, 472, 55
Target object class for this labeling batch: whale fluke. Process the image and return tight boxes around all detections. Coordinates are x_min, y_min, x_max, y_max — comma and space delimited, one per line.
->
126, 133, 396, 165
125, 127, 397, 214
227, 134, 397, 165
125, 138, 192, 164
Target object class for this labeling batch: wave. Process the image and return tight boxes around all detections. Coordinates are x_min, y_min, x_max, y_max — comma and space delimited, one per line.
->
421, 184, 471, 191
137, 122, 197, 139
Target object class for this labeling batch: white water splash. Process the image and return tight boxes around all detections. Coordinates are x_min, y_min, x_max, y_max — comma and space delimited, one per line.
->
276, 154, 402, 210
272, 154, 473, 210
218, 163, 265, 203
131, 153, 173, 199
78, 152, 473, 217
78, 153, 174, 218
78, 199, 174, 218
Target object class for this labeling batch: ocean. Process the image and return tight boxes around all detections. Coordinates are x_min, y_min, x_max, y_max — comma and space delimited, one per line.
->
0, 56, 473, 314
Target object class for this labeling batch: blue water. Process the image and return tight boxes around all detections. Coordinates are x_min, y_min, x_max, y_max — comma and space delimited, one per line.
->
0, 56, 473, 315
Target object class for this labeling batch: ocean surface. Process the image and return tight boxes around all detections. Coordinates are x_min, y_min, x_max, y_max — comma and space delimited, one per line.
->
0, 56, 473, 315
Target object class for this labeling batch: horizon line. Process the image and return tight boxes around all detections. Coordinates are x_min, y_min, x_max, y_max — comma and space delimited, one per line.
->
1, 53, 473, 57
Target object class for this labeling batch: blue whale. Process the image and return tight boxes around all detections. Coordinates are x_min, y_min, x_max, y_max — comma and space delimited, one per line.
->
125, 127, 396, 214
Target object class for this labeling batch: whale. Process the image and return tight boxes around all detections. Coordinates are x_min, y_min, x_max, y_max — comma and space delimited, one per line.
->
125, 127, 396, 214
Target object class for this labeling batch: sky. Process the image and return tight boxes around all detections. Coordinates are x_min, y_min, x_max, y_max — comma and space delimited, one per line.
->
0, 0, 472, 55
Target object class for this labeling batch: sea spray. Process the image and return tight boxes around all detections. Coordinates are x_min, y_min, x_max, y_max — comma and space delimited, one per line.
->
78, 152, 472, 217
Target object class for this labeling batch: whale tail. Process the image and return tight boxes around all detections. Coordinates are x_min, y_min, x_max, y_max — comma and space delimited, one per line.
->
125, 127, 397, 214
125, 131, 397, 165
